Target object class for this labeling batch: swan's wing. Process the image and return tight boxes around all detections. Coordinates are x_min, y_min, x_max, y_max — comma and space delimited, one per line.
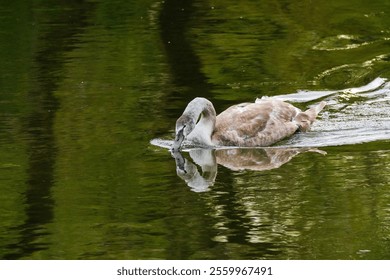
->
213, 100, 299, 146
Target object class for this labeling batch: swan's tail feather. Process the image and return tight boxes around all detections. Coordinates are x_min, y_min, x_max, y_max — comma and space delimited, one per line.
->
312, 101, 327, 115
295, 101, 326, 132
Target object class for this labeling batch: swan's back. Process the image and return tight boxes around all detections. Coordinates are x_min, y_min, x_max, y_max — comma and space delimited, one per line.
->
212, 99, 323, 147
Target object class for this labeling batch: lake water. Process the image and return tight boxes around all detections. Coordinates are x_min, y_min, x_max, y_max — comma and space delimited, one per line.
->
0, 0, 389, 260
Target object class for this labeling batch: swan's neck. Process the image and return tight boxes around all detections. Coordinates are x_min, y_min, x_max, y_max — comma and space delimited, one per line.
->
185, 98, 216, 146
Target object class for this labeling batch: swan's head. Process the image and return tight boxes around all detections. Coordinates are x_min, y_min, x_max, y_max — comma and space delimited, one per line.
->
171, 97, 216, 151
172, 115, 195, 151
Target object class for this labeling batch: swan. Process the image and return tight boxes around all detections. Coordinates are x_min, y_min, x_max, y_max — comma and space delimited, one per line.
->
172, 97, 326, 151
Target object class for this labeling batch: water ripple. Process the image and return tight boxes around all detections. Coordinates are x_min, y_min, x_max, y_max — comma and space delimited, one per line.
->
314, 54, 390, 86
313, 34, 375, 51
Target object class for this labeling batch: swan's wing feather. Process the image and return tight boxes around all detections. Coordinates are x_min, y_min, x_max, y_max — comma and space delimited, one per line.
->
213, 100, 299, 146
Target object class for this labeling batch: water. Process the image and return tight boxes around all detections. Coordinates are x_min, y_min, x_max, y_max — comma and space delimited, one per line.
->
0, 0, 389, 260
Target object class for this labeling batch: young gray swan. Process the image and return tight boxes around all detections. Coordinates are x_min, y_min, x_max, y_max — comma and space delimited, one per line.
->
172, 97, 326, 151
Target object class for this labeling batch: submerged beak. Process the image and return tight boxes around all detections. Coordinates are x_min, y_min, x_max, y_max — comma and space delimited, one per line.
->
172, 127, 185, 152
171, 149, 186, 173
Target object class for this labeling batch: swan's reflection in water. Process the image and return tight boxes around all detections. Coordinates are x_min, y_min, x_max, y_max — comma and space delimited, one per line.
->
172, 149, 218, 192
172, 147, 326, 192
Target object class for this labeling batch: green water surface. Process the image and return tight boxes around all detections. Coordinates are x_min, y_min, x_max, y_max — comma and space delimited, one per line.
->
0, 0, 389, 259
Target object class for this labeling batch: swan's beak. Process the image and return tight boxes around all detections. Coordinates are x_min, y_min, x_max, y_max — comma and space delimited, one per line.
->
172, 127, 185, 152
